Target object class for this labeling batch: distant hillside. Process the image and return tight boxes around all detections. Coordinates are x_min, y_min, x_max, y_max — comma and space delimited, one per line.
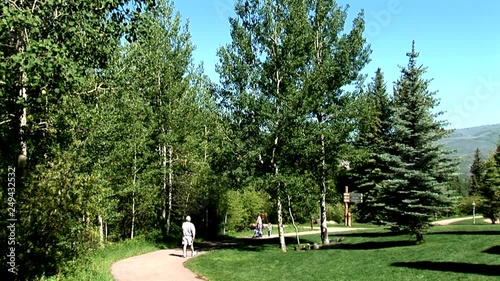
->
441, 123, 500, 175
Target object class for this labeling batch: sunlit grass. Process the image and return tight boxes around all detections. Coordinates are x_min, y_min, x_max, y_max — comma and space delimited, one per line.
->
187, 224, 500, 281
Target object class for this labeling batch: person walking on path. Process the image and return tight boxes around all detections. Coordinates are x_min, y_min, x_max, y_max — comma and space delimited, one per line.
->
256, 214, 263, 237
182, 216, 196, 258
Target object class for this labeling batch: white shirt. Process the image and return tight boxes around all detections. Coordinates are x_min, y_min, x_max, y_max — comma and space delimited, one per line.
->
182, 221, 196, 237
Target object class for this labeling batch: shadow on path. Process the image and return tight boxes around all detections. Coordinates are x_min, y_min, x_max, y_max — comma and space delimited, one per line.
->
391, 261, 500, 276
168, 253, 184, 258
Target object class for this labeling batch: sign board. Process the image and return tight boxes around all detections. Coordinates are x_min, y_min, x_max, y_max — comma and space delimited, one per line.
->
343, 193, 363, 203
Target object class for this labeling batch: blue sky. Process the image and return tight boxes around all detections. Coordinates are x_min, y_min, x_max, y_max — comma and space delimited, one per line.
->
173, 0, 500, 129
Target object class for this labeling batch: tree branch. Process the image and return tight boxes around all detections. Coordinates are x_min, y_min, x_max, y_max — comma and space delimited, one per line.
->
0, 119, 12, 125
76, 83, 105, 95
32, 0, 39, 13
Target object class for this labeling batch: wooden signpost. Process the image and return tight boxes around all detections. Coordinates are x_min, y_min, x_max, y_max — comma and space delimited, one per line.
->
343, 186, 363, 226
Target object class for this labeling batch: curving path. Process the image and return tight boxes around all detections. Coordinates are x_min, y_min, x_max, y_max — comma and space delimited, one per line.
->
110, 218, 477, 281
111, 248, 206, 281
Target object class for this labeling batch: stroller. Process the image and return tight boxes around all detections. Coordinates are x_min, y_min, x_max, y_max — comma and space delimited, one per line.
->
251, 223, 263, 238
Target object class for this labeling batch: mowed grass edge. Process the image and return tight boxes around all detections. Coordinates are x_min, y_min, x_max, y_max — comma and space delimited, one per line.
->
186, 224, 500, 281
45, 238, 165, 281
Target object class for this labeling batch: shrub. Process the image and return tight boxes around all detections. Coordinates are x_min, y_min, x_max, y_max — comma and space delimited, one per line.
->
224, 189, 271, 232
455, 195, 483, 215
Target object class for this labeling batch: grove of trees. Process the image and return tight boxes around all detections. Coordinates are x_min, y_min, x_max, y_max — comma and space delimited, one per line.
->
1, 0, 497, 279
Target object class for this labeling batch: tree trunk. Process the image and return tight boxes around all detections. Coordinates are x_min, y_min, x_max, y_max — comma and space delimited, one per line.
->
98, 215, 104, 246
416, 232, 424, 243
223, 211, 228, 236
131, 147, 137, 239
288, 194, 300, 247
161, 144, 167, 221
14, 2, 28, 171
273, 135, 286, 252
320, 133, 329, 244
314, 28, 329, 244
131, 192, 135, 239
204, 125, 208, 161
277, 193, 286, 252
18, 71, 28, 170
206, 208, 209, 230
166, 146, 173, 235
160, 143, 168, 233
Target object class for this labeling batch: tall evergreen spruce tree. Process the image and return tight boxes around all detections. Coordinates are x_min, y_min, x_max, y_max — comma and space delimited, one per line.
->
353, 68, 392, 223
380, 41, 457, 242
479, 141, 500, 223
469, 148, 484, 196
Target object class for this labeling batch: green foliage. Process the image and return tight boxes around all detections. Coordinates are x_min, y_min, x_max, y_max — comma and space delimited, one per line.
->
0, 1, 151, 278
469, 148, 484, 195
298, 0, 370, 244
454, 195, 484, 216
18, 147, 108, 278
447, 175, 470, 197
351, 68, 392, 223
325, 202, 345, 223
217, 0, 371, 248
1, 0, 223, 278
224, 189, 271, 232
478, 140, 500, 222
377, 42, 459, 242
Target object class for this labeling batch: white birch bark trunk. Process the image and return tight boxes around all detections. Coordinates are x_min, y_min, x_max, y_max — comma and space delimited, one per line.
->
314, 29, 329, 245
98, 215, 104, 246
277, 193, 286, 252
223, 212, 228, 236
161, 144, 167, 222
131, 147, 137, 239
131, 192, 135, 239
288, 194, 300, 246
320, 133, 329, 244
13, 1, 28, 170
272, 19, 287, 251
18, 71, 28, 169
166, 146, 173, 235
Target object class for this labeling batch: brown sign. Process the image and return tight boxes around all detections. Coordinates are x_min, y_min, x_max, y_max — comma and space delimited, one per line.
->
343, 193, 363, 203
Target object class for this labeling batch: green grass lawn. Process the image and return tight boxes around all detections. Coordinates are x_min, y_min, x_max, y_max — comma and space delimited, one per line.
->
186, 224, 500, 281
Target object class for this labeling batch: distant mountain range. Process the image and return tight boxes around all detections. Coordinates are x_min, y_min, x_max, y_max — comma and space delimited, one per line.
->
441, 123, 500, 175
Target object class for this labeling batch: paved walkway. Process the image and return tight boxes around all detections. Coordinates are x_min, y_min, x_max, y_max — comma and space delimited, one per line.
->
110, 218, 480, 281
111, 249, 205, 281
430, 216, 474, 225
